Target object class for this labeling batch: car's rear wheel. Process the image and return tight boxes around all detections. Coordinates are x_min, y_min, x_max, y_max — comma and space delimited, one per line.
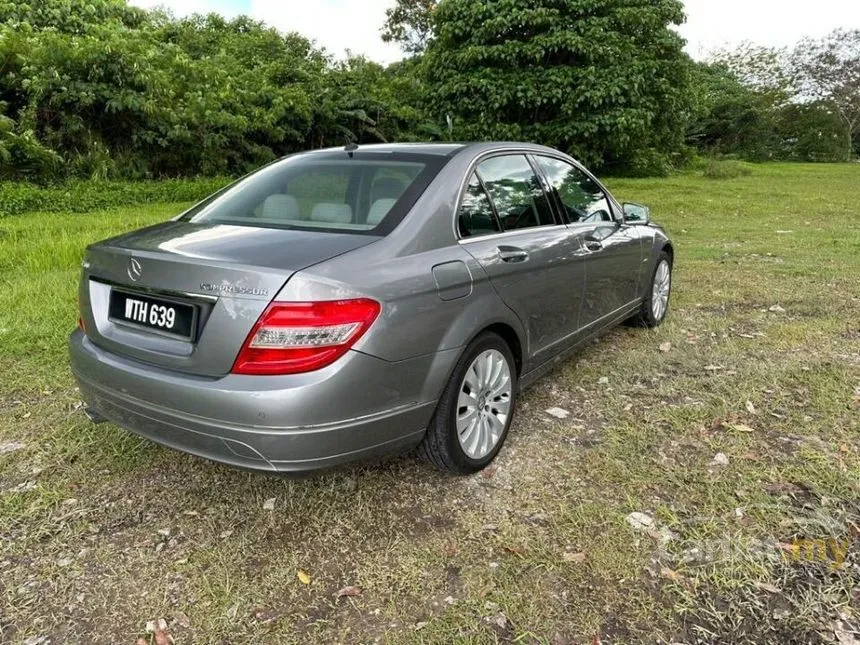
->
631, 251, 672, 328
418, 332, 517, 474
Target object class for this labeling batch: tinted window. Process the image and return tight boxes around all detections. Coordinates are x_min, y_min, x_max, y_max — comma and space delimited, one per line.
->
182, 153, 443, 234
277, 166, 351, 221
535, 157, 613, 223
458, 173, 501, 238
477, 155, 555, 231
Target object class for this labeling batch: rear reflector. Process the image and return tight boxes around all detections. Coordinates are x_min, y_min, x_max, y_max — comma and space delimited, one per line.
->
231, 299, 381, 375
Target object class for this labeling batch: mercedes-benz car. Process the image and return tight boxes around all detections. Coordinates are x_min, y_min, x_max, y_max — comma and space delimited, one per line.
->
69, 142, 673, 475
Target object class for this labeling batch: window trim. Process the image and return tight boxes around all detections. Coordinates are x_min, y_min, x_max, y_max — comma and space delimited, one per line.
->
453, 149, 561, 242
473, 170, 503, 231
458, 223, 570, 245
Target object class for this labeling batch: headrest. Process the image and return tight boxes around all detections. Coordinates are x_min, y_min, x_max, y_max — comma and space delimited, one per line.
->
310, 203, 353, 223
367, 198, 397, 226
261, 194, 300, 220
371, 177, 408, 202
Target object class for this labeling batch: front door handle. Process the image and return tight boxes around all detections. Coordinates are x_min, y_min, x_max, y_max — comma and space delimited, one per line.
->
498, 246, 529, 263
584, 237, 603, 252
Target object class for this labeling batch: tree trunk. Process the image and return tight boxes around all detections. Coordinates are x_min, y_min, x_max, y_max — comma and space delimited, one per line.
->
849, 118, 859, 161
837, 112, 855, 161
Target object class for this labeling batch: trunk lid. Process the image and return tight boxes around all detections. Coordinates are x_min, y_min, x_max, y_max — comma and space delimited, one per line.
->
81, 221, 378, 376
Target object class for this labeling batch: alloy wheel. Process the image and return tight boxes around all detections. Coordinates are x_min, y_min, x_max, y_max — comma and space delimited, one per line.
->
456, 349, 512, 460
652, 260, 671, 321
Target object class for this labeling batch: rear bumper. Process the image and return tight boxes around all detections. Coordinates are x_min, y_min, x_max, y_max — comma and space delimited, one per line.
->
69, 330, 457, 473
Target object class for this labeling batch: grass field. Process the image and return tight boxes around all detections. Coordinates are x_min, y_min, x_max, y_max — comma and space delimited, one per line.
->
1, 163, 859, 644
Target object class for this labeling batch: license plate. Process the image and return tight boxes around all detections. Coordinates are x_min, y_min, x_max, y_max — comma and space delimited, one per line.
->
108, 290, 197, 340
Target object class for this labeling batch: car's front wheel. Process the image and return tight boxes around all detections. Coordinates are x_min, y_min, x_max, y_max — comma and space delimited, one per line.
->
632, 251, 673, 328
418, 332, 517, 474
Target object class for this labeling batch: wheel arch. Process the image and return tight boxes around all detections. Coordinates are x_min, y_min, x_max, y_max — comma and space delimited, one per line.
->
661, 241, 675, 266
481, 322, 523, 376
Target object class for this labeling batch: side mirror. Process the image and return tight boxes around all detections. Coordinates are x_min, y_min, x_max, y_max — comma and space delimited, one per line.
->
623, 202, 650, 225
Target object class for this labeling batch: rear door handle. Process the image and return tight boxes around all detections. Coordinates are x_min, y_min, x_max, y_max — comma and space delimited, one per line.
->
498, 246, 529, 263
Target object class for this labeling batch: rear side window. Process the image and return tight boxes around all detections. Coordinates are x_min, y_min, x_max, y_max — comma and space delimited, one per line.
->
182, 152, 445, 235
535, 156, 613, 223
458, 173, 501, 238
476, 155, 555, 232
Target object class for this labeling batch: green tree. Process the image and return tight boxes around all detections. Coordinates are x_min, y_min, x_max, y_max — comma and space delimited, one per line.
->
776, 102, 847, 162
712, 42, 794, 103
0, 0, 148, 33
0, 0, 442, 180
793, 29, 860, 160
422, 0, 691, 173
707, 33, 860, 161
0, 101, 62, 181
307, 56, 439, 148
381, 0, 437, 54
686, 61, 779, 160
0, 1, 417, 179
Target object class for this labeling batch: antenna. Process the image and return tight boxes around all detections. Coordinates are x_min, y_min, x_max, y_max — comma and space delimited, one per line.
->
345, 142, 359, 158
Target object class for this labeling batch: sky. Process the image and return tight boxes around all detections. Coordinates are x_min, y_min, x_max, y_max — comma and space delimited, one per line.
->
130, 0, 860, 64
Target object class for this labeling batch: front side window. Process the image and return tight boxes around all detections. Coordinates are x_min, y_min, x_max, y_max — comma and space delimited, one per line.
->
477, 155, 555, 231
535, 156, 613, 224
182, 153, 442, 234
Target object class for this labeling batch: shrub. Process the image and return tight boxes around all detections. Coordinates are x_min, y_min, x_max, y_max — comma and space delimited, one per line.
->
702, 158, 754, 179
607, 148, 676, 178
0, 178, 231, 217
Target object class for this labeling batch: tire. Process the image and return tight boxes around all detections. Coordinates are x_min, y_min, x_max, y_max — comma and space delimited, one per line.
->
418, 331, 518, 475
631, 251, 673, 328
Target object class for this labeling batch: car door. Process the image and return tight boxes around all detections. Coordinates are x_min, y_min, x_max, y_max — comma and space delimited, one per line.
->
534, 156, 643, 329
457, 154, 586, 362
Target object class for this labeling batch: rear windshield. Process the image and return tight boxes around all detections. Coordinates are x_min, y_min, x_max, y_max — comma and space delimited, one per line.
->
181, 151, 448, 235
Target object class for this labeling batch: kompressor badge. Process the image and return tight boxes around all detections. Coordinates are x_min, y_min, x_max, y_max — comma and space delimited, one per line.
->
200, 282, 269, 297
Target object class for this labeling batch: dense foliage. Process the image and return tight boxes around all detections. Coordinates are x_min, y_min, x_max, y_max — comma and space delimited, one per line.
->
692, 32, 860, 162
382, 0, 437, 54
0, 1, 431, 181
686, 62, 780, 161
0, 0, 857, 187
421, 0, 691, 174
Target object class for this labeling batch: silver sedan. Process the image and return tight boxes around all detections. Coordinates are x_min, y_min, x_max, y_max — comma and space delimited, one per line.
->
70, 142, 674, 474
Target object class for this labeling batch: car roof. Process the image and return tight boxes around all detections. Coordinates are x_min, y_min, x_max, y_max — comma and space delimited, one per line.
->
309, 143, 467, 157
307, 141, 569, 159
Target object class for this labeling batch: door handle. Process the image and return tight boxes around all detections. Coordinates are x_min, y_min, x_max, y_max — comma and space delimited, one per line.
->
498, 246, 529, 263
584, 236, 603, 252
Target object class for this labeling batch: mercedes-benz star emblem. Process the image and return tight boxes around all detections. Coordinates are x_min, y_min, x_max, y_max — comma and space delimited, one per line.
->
127, 257, 143, 282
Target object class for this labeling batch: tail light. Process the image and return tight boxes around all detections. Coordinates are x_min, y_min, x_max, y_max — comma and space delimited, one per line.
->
77, 317, 86, 333
231, 299, 381, 375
